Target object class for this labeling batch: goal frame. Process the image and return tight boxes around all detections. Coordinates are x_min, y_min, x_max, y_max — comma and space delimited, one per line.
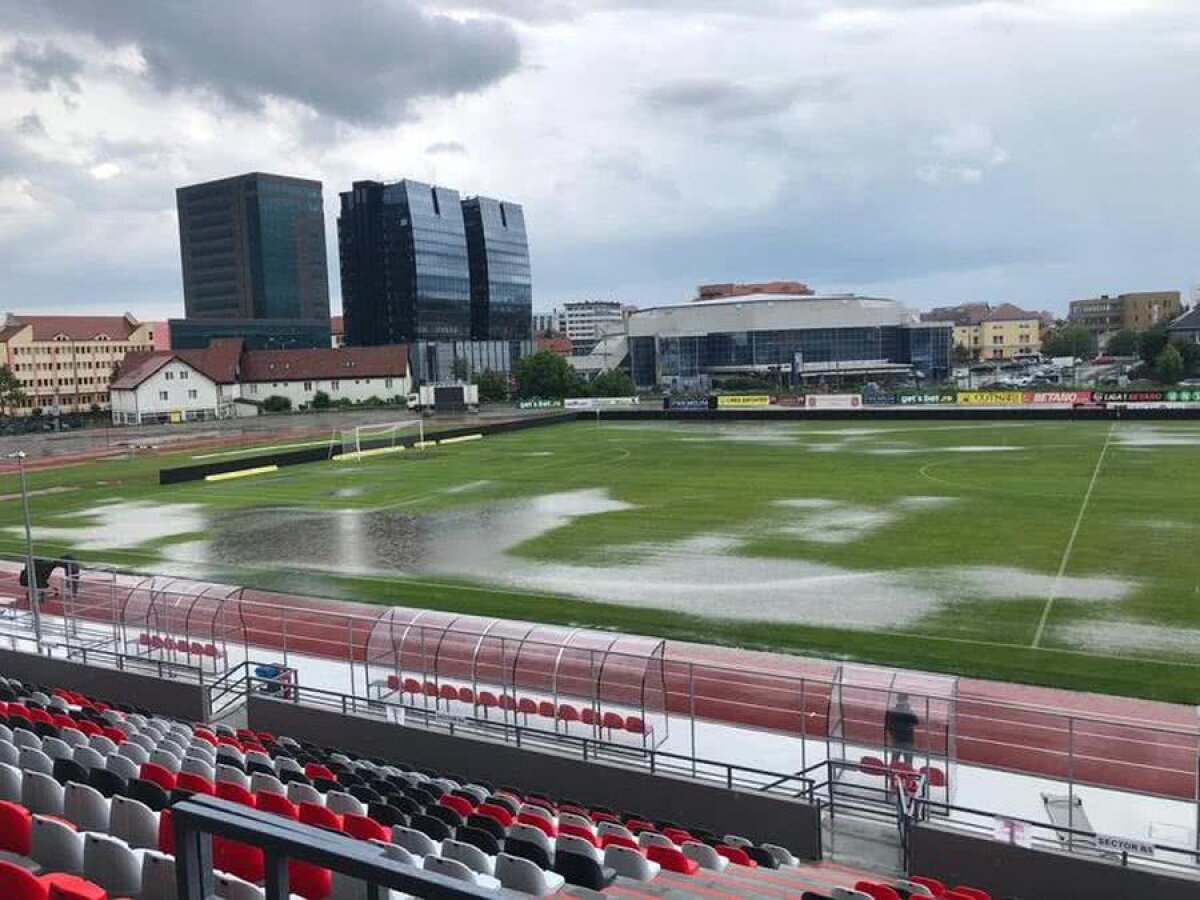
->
334, 419, 425, 461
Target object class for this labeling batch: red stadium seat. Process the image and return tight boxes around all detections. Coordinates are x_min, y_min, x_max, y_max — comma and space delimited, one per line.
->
343, 814, 389, 842
289, 859, 331, 900
498, 695, 516, 712
856, 881, 901, 900
304, 763, 335, 783
74, 721, 101, 737
139, 763, 177, 792
439, 794, 474, 818
718, 845, 758, 867
203, 644, 219, 657
538, 701, 556, 719
216, 782, 256, 807
158, 810, 175, 854
215, 836, 264, 883
662, 827, 692, 845
860, 756, 888, 776
517, 812, 557, 838
0, 860, 48, 900
256, 792, 298, 820
386, 675, 401, 691
422, 681, 439, 699
299, 802, 343, 832
477, 691, 498, 714
476, 803, 513, 828
43, 874, 107, 900
439, 684, 458, 703
560, 822, 600, 846
0, 799, 33, 855
910, 875, 945, 896
517, 698, 538, 718
591, 811, 619, 825
580, 707, 597, 726
176, 772, 215, 795
558, 802, 588, 817
217, 735, 242, 751
402, 678, 421, 695
457, 686, 474, 704
645, 844, 699, 875
557, 704, 580, 725
624, 818, 655, 834
190, 641, 206, 657
600, 832, 639, 851
602, 711, 624, 732
192, 729, 217, 746
920, 766, 947, 787
235, 729, 257, 742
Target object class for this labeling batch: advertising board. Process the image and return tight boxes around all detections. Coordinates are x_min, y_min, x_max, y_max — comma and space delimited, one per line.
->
958, 391, 1025, 405
716, 394, 772, 409
804, 394, 862, 409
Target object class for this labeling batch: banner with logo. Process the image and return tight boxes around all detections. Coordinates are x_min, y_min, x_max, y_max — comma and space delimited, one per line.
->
899, 392, 957, 406
805, 394, 862, 409
565, 396, 641, 409
665, 397, 711, 411
517, 398, 563, 410
1165, 390, 1200, 403
1025, 391, 1093, 405
958, 391, 1025, 405
716, 394, 772, 409
1094, 390, 1166, 404
772, 394, 806, 407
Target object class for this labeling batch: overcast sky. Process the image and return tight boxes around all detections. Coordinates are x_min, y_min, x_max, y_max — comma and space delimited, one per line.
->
1, 0, 1199, 319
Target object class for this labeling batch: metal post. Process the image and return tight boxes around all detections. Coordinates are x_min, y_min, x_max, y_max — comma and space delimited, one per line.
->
688, 664, 697, 778
9, 452, 42, 652
800, 677, 808, 775
1067, 717, 1075, 853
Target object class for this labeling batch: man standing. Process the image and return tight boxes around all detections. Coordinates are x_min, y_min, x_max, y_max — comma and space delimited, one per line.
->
885, 692, 920, 765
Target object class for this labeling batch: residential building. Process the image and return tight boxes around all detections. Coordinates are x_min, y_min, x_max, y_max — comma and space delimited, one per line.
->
110, 340, 410, 425
0, 313, 157, 415
462, 196, 532, 341
626, 292, 952, 389
337, 179, 472, 346
921, 302, 1042, 360
533, 310, 565, 335
563, 300, 624, 355
1068, 291, 1183, 346
695, 281, 813, 301
175, 172, 332, 348
1168, 307, 1200, 345
331, 316, 345, 348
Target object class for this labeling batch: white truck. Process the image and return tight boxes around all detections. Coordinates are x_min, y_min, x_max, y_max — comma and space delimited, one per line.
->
406, 383, 479, 413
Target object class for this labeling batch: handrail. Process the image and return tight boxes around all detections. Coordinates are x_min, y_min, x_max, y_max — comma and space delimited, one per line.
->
173, 796, 491, 899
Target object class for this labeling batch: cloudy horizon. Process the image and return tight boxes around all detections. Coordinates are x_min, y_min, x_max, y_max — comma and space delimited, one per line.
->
2, 0, 1199, 320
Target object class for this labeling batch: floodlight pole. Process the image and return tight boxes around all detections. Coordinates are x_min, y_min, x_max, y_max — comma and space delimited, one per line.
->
8, 451, 43, 652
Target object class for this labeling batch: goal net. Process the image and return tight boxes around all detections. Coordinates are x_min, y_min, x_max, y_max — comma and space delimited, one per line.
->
333, 420, 426, 461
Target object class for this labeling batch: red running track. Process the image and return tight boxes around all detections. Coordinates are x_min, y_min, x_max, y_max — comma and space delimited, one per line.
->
9, 567, 1198, 800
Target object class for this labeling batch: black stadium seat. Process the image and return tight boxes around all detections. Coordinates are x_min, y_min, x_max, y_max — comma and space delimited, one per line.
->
554, 851, 617, 890
410, 813, 451, 841
746, 845, 779, 868
87, 768, 126, 798
504, 834, 551, 870
457, 825, 501, 856
128, 777, 170, 812
426, 805, 464, 830
367, 803, 408, 828
466, 814, 505, 842
52, 758, 89, 787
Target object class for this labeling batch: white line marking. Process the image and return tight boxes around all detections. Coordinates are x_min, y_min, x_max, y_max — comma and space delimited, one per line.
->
1032, 420, 1116, 648
190, 437, 334, 460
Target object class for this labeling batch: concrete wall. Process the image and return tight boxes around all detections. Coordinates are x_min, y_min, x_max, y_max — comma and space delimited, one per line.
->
910, 823, 1200, 900
248, 696, 821, 858
0, 647, 210, 721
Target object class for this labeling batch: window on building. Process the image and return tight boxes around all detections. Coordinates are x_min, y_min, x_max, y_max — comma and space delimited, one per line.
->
303, 381, 312, 391
159, 391, 168, 401
165, 371, 174, 380
188, 389, 197, 400
179, 370, 188, 380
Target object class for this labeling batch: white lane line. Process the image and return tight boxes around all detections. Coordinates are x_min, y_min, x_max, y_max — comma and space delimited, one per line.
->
1032, 420, 1116, 648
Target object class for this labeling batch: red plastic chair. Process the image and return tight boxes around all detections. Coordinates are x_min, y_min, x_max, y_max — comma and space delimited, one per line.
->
235, 728, 257, 742
256, 792, 298, 820
477, 691, 498, 718
0, 860, 48, 900
476, 803, 513, 828
422, 681, 439, 700
920, 766, 947, 787
580, 707, 597, 727
516, 811, 557, 838
343, 814, 389, 842
439, 684, 459, 704
304, 763, 335, 783
216, 735, 243, 751
139, 762, 177, 792
860, 755, 888, 776
216, 782, 256, 807
558, 802, 588, 817
557, 704, 580, 727
402, 678, 421, 695
856, 881, 901, 900
590, 811, 619, 825
289, 859, 331, 900
31, 709, 57, 726
439, 794, 474, 818
43, 874, 107, 900
100, 726, 126, 744
560, 822, 600, 846
457, 686, 474, 704
602, 711, 624, 733
386, 675, 401, 691
517, 698, 538, 719
74, 720, 101, 737
645, 844, 699, 875
215, 837, 264, 884
176, 772, 215, 796
910, 875, 945, 896
299, 802, 344, 832
538, 701, 556, 719
717, 845, 757, 867
158, 810, 175, 854
625, 716, 647, 735
498, 695, 516, 712
0, 800, 33, 855
662, 827, 692, 845
192, 729, 217, 746
624, 818, 655, 834
600, 832, 639, 851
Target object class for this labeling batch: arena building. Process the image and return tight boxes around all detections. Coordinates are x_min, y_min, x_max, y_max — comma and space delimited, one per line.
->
625, 292, 953, 390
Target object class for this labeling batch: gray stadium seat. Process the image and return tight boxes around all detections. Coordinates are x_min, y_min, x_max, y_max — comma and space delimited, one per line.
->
0, 740, 18, 767
494, 852, 564, 896
30, 813, 84, 874
118, 742, 150, 766
683, 840, 729, 871
110, 794, 160, 849
22, 769, 65, 815
442, 837, 495, 876
106, 753, 140, 782
392, 825, 438, 858
604, 844, 661, 881
0, 760, 22, 802
140, 849, 179, 900
18, 746, 53, 775
325, 790, 366, 817
63, 781, 110, 833
83, 832, 145, 897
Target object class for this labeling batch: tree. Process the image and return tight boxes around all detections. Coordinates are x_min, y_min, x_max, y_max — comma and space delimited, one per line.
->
1041, 326, 1097, 360
1105, 330, 1140, 357
952, 345, 975, 364
513, 350, 585, 399
311, 391, 331, 409
472, 369, 510, 402
589, 369, 635, 397
0, 365, 27, 417
262, 395, 292, 412
1181, 342, 1200, 378
1138, 322, 1171, 366
450, 358, 469, 381
1155, 344, 1184, 384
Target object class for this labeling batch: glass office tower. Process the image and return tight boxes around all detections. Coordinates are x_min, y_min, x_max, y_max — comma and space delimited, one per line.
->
338, 179, 472, 346
462, 196, 532, 340
176, 172, 330, 321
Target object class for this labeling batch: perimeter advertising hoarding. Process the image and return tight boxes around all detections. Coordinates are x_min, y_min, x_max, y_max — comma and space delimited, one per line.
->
517, 398, 563, 409
958, 391, 1025, 405
1165, 390, 1200, 403
716, 394, 772, 408
1027, 391, 1093, 404
804, 394, 862, 409
665, 397, 711, 411
1094, 390, 1166, 404
564, 396, 641, 409
899, 392, 957, 405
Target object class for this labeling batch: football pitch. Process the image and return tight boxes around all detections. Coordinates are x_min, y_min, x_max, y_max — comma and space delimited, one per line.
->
5, 418, 1200, 703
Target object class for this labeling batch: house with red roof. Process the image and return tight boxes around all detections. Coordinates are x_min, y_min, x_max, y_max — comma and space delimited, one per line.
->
0, 313, 158, 415
109, 341, 410, 425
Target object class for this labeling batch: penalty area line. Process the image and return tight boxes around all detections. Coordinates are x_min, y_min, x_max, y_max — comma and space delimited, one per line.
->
1031, 420, 1116, 649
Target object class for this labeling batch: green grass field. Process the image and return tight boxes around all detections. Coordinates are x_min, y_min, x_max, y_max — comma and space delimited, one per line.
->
4, 418, 1200, 703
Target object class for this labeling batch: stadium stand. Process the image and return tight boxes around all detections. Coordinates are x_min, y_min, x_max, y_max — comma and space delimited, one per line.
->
0, 671, 997, 899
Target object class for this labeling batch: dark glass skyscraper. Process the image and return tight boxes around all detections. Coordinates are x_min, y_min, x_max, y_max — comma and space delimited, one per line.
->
462, 196, 532, 340
176, 173, 330, 323
338, 179, 472, 346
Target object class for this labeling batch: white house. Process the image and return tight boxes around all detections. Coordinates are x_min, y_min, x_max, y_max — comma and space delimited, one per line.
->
110, 339, 410, 425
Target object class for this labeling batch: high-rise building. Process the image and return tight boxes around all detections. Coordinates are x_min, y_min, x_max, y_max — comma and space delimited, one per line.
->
461, 196, 532, 341
338, 179, 473, 346
563, 300, 623, 355
176, 173, 330, 321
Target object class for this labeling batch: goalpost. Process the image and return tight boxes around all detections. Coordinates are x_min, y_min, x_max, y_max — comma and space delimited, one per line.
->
332, 420, 426, 461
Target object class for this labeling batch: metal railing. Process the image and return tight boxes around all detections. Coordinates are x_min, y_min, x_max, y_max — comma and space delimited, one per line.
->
173, 796, 491, 899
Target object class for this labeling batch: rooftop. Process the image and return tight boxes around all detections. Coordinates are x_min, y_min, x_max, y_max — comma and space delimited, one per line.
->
1, 313, 145, 342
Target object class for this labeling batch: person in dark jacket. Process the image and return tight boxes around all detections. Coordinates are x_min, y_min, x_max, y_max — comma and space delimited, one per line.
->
885, 693, 919, 765
61, 554, 81, 599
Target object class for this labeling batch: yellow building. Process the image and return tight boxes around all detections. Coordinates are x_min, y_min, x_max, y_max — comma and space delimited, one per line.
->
922, 302, 1042, 360
0, 313, 158, 415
